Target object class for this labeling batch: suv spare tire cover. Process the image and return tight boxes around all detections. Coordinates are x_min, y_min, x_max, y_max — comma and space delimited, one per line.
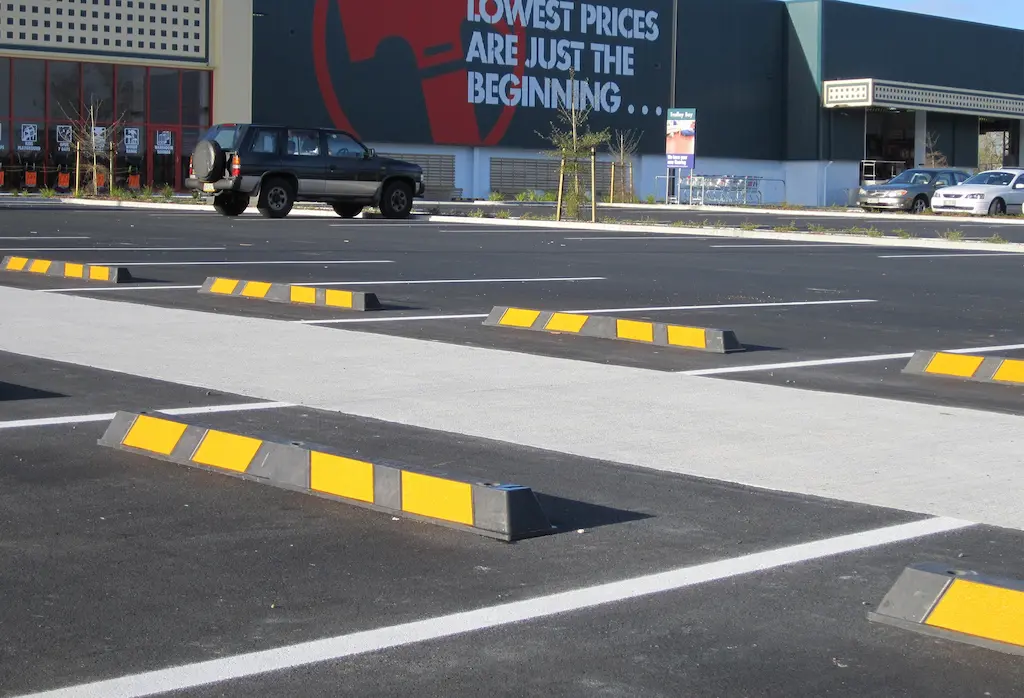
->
192, 140, 226, 183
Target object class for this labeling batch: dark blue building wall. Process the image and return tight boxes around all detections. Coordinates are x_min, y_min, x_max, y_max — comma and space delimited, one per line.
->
822, 1, 1024, 94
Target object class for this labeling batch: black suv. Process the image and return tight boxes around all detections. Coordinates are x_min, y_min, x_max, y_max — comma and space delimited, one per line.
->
186, 124, 425, 219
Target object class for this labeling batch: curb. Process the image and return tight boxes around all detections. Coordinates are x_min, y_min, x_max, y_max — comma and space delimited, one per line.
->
98, 411, 554, 541
1, 255, 131, 283
55, 197, 429, 220
423, 215, 1024, 253
869, 562, 1024, 655
903, 351, 1024, 385
199, 276, 382, 311
483, 306, 742, 353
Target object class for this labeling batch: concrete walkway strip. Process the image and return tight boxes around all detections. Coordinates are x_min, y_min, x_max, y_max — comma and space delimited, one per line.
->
2, 286, 1023, 529
12, 516, 972, 698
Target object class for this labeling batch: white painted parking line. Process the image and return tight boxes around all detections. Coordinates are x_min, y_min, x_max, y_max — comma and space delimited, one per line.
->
299, 299, 877, 325
879, 252, 1024, 259
564, 236, 718, 241
87, 260, 395, 266
0, 236, 90, 240
14, 516, 971, 698
681, 342, 1024, 376
711, 244, 857, 248
0, 401, 294, 431
44, 277, 607, 293
0, 247, 227, 252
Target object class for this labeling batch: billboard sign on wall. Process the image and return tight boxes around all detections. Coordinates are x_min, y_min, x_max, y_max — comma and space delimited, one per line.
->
253, 0, 673, 153
666, 108, 695, 169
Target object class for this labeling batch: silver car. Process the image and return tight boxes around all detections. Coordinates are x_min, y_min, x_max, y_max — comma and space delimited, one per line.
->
858, 168, 971, 213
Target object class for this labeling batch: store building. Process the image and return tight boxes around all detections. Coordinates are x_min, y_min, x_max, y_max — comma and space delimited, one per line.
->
5, 0, 1023, 204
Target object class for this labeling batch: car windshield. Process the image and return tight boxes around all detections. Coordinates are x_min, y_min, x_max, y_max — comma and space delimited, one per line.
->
963, 171, 1015, 186
888, 170, 933, 185
203, 124, 244, 151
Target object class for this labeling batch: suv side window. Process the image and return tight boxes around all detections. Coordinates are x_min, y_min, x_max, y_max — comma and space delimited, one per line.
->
286, 129, 321, 157
248, 128, 280, 155
326, 132, 364, 159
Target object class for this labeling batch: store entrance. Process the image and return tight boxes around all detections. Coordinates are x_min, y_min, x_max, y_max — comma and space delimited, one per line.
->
149, 126, 180, 191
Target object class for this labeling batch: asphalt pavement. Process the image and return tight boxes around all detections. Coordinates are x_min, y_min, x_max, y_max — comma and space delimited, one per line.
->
3, 205, 1024, 696
431, 200, 1024, 241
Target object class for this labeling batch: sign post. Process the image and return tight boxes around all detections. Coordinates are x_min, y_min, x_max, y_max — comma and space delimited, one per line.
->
666, 108, 697, 204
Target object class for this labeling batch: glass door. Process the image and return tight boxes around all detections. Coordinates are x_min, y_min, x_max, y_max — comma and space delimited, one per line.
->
149, 126, 180, 191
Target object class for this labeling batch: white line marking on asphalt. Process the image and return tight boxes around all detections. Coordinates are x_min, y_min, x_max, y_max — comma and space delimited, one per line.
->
14, 516, 972, 698
563, 236, 717, 240
0, 401, 294, 431
0, 236, 90, 240
88, 260, 395, 266
711, 244, 857, 248
0, 247, 227, 252
43, 277, 607, 293
681, 343, 1024, 376
878, 252, 1024, 259
299, 299, 877, 325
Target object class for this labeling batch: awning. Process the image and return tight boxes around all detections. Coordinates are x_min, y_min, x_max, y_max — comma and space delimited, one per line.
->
823, 78, 1024, 119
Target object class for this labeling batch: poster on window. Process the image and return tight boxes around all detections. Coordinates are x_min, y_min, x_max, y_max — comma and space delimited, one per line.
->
55, 124, 74, 153
155, 130, 174, 155
666, 108, 696, 169
92, 126, 109, 151
123, 127, 141, 156
17, 123, 41, 153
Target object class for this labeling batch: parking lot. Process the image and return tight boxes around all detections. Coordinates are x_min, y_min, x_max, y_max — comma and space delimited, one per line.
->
4, 205, 1024, 697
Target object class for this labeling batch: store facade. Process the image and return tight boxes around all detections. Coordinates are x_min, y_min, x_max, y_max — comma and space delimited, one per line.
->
0, 0, 245, 192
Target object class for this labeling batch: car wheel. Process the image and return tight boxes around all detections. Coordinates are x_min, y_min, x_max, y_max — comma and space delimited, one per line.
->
380, 180, 413, 219
910, 196, 928, 214
213, 192, 249, 217
192, 140, 226, 183
257, 177, 295, 219
989, 198, 1006, 216
333, 203, 363, 219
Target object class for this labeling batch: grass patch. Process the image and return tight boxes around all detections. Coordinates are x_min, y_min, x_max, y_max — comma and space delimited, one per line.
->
739, 221, 757, 231
939, 229, 964, 241
467, 208, 485, 218
807, 223, 830, 233
487, 191, 505, 201
986, 233, 1007, 244
892, 228, 914, 239
39, 187, 56, 199
645, 194, 655, 205
772, 220, 798, 232
494, 209, 511, 219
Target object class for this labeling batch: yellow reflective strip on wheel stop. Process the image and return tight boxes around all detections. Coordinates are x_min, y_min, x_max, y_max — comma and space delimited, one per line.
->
324, 289, 353, 308
544, 312, 588, 333
925, 353, 984, 378
992, 359, 1024, 385
667, 325, 707, 349
310, 452, 375, 503
290, 286, 317, 304
926, 578, 1024, 647
499, 308, 541, 328
88, 266, 110, 281
401, 471, 474, 525
241, 281, 272, 298
121, 415, 188, 456
616, 319, 654, 343
209, 278, 239, 295
191, 430, 262, 473
29, 259, 52, 274
64, 263, 85, 279
6, 256, 29, 271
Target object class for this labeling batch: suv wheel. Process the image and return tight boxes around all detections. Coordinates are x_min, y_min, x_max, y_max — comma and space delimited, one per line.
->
192, 140, 226, 183
214, 192, 249, 217
333, 203, 363, 219
380, 180, 413, 219
258, 177, 294, 219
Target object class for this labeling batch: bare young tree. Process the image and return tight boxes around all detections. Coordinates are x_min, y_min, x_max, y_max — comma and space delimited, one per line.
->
607, 128, 642, 203
538, 66, 610, 220
60, 99, 128, 196
978, 131, 1005, 171
924, 131, 949, 168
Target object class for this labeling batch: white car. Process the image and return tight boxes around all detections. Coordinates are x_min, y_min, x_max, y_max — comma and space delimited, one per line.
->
931, 168, 1024, 216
